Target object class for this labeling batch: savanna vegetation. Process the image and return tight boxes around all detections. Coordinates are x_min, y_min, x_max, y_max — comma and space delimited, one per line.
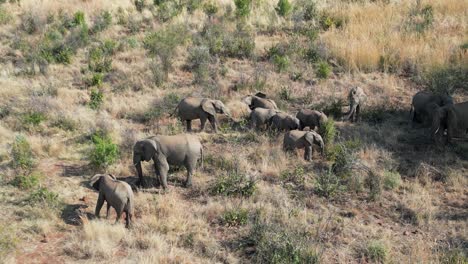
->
0, 0, 466, 263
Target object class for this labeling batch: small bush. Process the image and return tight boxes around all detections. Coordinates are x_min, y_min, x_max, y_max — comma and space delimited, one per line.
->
315, 168, 342, 198
316, 61, 331, 79
88, 43, 114, 73
222, 23, 255, 59
89, 89, 104, 110
28, 187, 61, 208
303, 2, 318, 21
22, 112, 46, 126
279, 86, 291, 101
363, 240, 388, 263
91, 11, 112, 33
366, 170, 382, 201
0, 225, 18, 259
134, 0, 146, 12
425, 64, 468, 94
203, 2, 218, 18
234, 0, 251, 18
11, 173, 40, 190
0, 6, 11, 25
221, 208, 249, 226
319, 118, 336, 146
86, 73, 104, 87
11, 135, 34, 171
149, 59, 165, 87
383, 170, 401, 190
51, 117, 77, 131
88, 132, 119, 169
210, 172, 256, 197
276, 0, 292, 17
280, 166, 305, 186
249, 221, 319, 264
407, 4, 434, 33
304, 45, 320, 64
329, 140, 360, 175
187, 45, 211, 84
73, 11, 86, 27
272, 54, 289, 73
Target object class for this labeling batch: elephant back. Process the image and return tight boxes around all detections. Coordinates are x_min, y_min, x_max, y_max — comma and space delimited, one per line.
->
177, 97, 204, 119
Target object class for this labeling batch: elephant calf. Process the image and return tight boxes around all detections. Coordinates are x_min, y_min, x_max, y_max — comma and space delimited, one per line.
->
343, 86, 366, 122
242, 93, 278, 110
296, 109, 328, 130
283, 130, 324, 161
173, 97, 230, 133
133, 134, 203, 189
268, 112, 300, 131
411, 90, 453, 127
90, 174, 134, 228
432, 101, 468, 144
250, 108, 281, 130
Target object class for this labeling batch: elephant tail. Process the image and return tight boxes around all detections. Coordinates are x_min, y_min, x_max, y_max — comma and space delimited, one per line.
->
200, 147, 204, 170
170, 102, 180, 117
409, 104, 414, 122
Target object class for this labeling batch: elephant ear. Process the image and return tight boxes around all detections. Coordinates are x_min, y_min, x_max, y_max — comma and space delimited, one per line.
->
242, 96, 253, 106
304, 132, 315, 146
108, 174, 117, 180
255, 92, 267, 98
142, 139, 158, 161
90, 174, 103, 191
202, 99, 217, 116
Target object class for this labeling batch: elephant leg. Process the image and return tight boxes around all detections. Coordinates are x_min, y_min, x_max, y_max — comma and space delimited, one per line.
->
186, 120, 192, 132
355, 104, 361, 122
184, 159, 197, 188
157, 158, 170, 189
95, 193, 105, 218
200, 117, 207, 132
304, 146, 312, 161
135, 162, 144, 187
124, 210, 131, 228
105, 203, 111, 219
208, 115, 218, 133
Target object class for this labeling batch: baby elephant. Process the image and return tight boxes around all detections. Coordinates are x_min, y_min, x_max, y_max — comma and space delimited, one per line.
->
268, 112, 300, 131
296, 109, 328, 130
90, 174, 134, 228
283, 130, 324, 161
250, 108, 281, 130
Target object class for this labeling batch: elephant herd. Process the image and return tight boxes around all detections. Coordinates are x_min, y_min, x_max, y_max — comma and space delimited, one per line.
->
89, 86, 464, 228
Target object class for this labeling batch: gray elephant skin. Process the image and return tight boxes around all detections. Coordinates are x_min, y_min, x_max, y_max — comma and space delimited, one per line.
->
343, 86, 366, 122
431, 101, 468, 144
250, 108, 281, 130
90, 174, 134, 228
174, 97, 230, 133
133, 134, 203, 189
268, 112, 300, 131
283, 130, 324, 161
296, 109, 328, 130
411, 90, 453, 126
242, 94, 278, 110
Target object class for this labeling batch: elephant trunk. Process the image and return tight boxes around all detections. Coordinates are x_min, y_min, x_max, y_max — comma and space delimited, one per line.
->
343, 104, 357, 121
135, 161, 143, 186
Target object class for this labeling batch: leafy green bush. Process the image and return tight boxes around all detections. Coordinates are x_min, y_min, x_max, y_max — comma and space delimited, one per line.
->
73, 11, 86, 27
134, 0, 146, 12
88, 42, 114, 73
91, 11, 112, 33
248, 221, 319, 264
329, 140, 360, 175
316, 61, 331, 79
363, 240, 388, 263
366, 170, 382, 201
407, 4, 434, 33
222, 23, 255, 58
315, 169, 342, 198
234, 0, 251, 18
383, 170, 401, 190
22, 112, 46, 126
187, 45, 211, 84
279, 86, 291, 101
221, 208, 249, 226
303, 1, 318, 21
86, 73, 104, 87
51, 117, 77, 131
272, 54, 289, 73
89, 132, 119, 169
144, 24, 189, 82
320, 98, 345, 119
155, 1, 184, 22
425, 64, 468, 94
89, 89, 104, 110
280, 166, 305, 186
203, 2, 218, 18
11, 135, 35, 171
319, 118, 336, 146
210, 172, 256, 197
11, 173, 40, 190
276, 0, 292, 17
28, 187, 61, 208
304, 45, 320, 63
0, 6, 11, 25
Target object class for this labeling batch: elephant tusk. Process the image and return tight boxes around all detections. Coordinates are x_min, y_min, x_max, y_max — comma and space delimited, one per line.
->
434, 126, 440, 135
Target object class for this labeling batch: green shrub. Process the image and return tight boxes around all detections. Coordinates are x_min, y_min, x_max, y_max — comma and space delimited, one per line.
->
276, 0, 292, 17
149, 59, 165, 87
279, 86, 291, 101
316, 61, 331, 79
187, 45, 211, 84
383, 170, 401, 190
210, 172, 256, 197
28, 187, 61, 208
51, 117, 77, 131
187, 0, 202, 13
440, 249, 467, 264
249, 221, 319, 264
304, 45, 320, 63
234, 0, 251, 18
11, 173, 40, 190
329, 140, 360, 175
221, 208, 249, 226
366, 170, 382, 201
73, 11, 86, 27
272, 54, 289, 72
0, 6, 11, 25
89, 132, 119, 169
22, 15, 37, 34
141, 93, 180, 122
88, 43, 113, 73
22, 112, 46, 126
319, 118, 336, 146
144, 24, 189, 82
320, 98, 344, 118
363, 240, 388, 263
91, 11, 112, 33
280, 166, 305, 186
315, 168, 342, 198
203, 2, 218, 18
89, 89, 104, 110
86, 73, 104, 87
11, 135, 34, 171
223, 23, 255, 58
407, 4, 434, 33
0, 225, 18, 259
425, 64, 468, 94
155, 1, 184, 22
134, 0, 146, 12
39, 43, 73, 64
303, 1, 318, 21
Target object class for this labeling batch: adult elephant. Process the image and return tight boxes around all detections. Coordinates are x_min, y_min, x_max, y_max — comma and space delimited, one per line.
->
242, 93, 278, 110
268, 112, 300, 131
283, 130, 324, 161
133, 134, 203, 189
411, 91, 453, 127
296, 109, 328, 130
431, 101, 468, 144
250, 108, 281, 130
173, 97, 230, 133
343, 86, 366, 122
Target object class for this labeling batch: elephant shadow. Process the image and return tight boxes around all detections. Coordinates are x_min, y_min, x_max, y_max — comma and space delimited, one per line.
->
61, 204, 93, 226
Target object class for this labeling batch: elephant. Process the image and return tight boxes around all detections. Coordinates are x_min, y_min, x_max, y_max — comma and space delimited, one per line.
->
133, 134, 203, 189
250, 108, 281, 130
296, 109, 328, 130
90, 174, 134, 228
410, 90, 453, 127
268, 112, 300, 131
431, 101, 468, 144
242, 93, 278, 110
283, 130, 324, 161
343, 86, 366, 122
173, 97, 230, 133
